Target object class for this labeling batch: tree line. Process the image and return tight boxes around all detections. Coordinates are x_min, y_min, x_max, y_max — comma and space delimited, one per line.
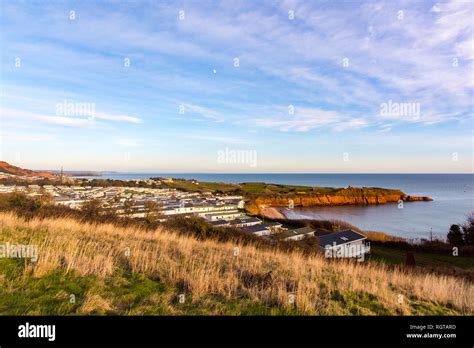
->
447, 213, 474, 245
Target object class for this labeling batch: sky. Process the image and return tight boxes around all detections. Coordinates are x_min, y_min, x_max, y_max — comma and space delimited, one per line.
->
0, 0, 473, 173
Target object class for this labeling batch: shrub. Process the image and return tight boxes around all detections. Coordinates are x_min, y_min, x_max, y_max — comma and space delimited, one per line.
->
462, 213, 474, 246
447, 224, 464, 245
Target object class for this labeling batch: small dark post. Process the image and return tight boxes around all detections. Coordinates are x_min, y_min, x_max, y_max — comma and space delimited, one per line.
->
405, 252, 416, 267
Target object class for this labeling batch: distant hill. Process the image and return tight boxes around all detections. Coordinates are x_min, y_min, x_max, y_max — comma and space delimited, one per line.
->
44, 170, 103, 177
0, 161, 56, 178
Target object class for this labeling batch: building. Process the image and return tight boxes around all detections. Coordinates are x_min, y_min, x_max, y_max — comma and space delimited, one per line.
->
242, 224, 272, 236
209, 220, 231, 227
317, 229, 370, 258
54, 198, 85, 209
273, 227, 315, 241
201, 210, 244, 221
229, 217, 261, 227
264, 221, 284, 233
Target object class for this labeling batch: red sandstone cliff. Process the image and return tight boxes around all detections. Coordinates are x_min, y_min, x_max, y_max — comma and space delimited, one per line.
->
245, 188, 432, 215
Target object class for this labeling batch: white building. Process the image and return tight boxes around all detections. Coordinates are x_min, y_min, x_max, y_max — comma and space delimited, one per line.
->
317, 230, 370, 258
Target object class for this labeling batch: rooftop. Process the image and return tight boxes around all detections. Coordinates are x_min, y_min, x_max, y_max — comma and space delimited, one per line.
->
273, 227, 315, 240
242, 224, 271, 233
317, 229, 367, 248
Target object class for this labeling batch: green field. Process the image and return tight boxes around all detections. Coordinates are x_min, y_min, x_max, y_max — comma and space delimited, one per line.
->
369, 244, 474, 274
160, 179, 403, 197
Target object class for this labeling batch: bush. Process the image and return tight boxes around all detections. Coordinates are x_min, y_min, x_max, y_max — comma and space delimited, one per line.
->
462, 213, 474, 245
447, 214, 474, 246
81, 199, 104, 220
447, 224, 464, 245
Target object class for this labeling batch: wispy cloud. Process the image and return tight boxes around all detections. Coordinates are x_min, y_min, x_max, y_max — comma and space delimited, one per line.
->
1, 108, 141, 128
247, 106, 368, 133
1, 0, 472, 172
94, 112, 142, 124
36, 115, 93, 128
0, 133, 54, 143
181, 104, 224, 122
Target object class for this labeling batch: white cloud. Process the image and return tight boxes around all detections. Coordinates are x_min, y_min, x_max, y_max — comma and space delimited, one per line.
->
333, 118, 368, 132
250, 106, 366, 132
1, 108, 91, 128
35, 115, 93, 128
94, 112, 142, 124
454, 39, 474, 60
1, 107, 141, 128
1, 0, 472, 135
182, 104, 224, 122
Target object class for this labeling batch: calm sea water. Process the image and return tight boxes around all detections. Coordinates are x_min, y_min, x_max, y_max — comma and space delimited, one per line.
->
79, 173, 473, 239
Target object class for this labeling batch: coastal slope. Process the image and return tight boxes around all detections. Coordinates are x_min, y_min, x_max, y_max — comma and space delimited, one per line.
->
0, 161, 56, 178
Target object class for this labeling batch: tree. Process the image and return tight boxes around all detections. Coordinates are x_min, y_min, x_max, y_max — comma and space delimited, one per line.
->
102, 200, 117, 216
447, 224, 464, 245
7, 191, 30, 209
144, 201, 162, 224
462, 213, 474, 245
123, 198, 134, 217
38, 188, 53, 207
81, 199, 103, 219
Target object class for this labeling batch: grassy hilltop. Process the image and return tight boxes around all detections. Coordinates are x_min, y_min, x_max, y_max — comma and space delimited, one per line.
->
158, 179, 405, 197
0, 210, 472, 316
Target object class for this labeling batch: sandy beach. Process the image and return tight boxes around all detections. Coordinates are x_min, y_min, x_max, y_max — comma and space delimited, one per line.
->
261, 207, 286, 220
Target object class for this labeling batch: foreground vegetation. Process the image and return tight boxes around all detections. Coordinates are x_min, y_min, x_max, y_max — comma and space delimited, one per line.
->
0, 193, 472, 315
0, 209, 473, 315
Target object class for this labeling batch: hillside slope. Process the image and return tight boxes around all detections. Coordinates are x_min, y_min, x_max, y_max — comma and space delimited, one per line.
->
0, 161, 55, 178
0, 212, 471, 315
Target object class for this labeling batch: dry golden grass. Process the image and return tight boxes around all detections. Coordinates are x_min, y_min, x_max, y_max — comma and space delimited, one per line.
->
79, 292, 115, 314
365, 231, 404, 242
1, 212, 472, 315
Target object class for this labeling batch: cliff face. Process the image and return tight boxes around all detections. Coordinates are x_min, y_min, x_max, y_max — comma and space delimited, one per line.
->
245, 190, 432, 215
0, 161, 55, 178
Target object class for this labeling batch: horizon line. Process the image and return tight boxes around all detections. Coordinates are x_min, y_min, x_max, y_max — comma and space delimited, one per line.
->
50, 171, 474, 175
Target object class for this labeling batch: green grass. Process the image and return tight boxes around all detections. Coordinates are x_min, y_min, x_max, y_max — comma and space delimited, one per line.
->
0, 256, 461, 315
0, 202, 468, 316
0, 259, 94, 315
369, 245, 474, 269
0, 258, 302, 315
161, 179, 403, 198
161, 180, 237, 193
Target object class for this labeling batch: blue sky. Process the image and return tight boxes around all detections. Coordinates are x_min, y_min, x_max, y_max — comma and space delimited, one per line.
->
0, 0, 473, 173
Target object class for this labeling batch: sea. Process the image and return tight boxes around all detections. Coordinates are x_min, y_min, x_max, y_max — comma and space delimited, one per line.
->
76, 173, 473, 240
